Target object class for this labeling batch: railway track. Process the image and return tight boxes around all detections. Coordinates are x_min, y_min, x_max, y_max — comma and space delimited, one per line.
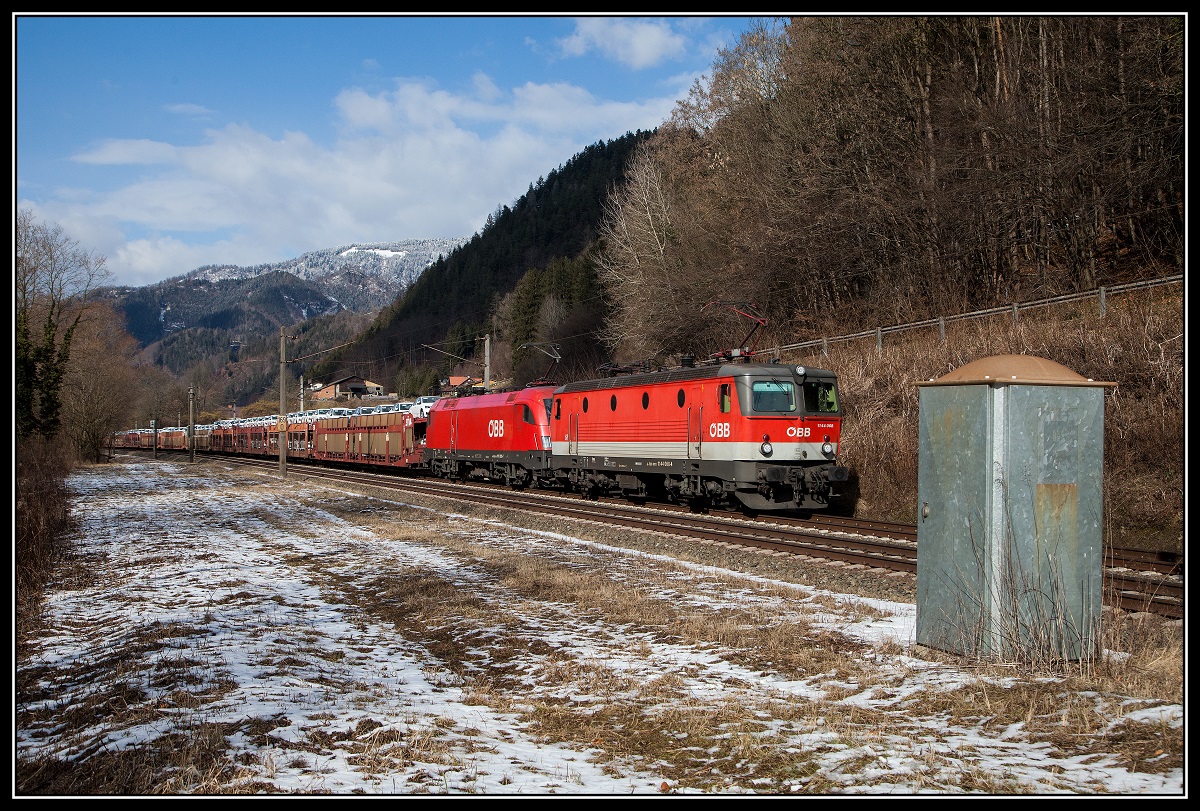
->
144, 451, 1186, 620
796, 512, 1182, 618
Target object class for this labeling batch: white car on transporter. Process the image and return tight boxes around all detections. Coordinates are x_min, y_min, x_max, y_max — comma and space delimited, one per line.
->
408, 396, 442, 418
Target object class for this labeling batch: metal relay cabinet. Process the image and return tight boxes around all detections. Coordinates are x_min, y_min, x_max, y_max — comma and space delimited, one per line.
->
915, 355, 1114, 660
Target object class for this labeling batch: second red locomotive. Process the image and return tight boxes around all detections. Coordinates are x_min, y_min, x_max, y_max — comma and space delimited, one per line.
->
424, 385, 556, 489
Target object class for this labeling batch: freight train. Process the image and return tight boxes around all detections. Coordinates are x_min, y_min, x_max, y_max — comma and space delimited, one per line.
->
112, 361, 849, 514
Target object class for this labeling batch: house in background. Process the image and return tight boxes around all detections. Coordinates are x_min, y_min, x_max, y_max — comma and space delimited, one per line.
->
442, 375, 490, 396
311, 375, 384, 400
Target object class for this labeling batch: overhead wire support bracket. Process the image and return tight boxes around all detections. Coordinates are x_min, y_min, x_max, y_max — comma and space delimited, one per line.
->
519, 342, 562, 385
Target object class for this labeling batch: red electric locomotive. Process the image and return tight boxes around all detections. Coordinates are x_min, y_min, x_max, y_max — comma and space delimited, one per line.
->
425, 385, 557, 488
550, 362, 848, 513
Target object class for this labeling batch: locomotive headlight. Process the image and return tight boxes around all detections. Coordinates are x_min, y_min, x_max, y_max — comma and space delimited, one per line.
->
760, 434, 773, 456
822, 433, 834, 455
795, 365, 806, 376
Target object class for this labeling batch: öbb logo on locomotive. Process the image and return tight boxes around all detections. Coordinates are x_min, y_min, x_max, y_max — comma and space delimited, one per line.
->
116, 361, 849, 514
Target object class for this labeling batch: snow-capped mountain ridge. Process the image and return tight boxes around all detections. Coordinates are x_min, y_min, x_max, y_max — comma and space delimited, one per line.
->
186, 238, 464, 285
177, 237, 467, 312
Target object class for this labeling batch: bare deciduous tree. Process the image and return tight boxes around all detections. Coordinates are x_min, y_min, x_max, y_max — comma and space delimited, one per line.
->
595, 144, 691, 361
16, 209, 110, 440
599, 16, 1182, 356
60, 305, 140, 462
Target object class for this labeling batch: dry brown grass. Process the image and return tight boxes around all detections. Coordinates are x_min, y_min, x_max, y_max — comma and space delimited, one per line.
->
1092, 610, 1185, 702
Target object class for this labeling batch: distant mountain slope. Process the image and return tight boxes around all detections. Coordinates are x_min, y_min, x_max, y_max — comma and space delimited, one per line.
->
184, 238, 466, 312
107, 273, 338, 348
101, 238, 467, 348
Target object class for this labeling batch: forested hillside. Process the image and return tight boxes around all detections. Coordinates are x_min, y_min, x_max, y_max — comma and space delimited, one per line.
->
596, 17, 1182, 360
111, 273, 342, 349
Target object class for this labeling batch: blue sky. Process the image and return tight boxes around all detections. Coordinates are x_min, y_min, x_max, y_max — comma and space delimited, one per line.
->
15, 14, 764, 288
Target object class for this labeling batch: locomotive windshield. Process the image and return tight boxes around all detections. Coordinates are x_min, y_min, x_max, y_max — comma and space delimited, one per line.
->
749, 380, 796, 413
747, 376, 840, 415
803, 380, 840, 414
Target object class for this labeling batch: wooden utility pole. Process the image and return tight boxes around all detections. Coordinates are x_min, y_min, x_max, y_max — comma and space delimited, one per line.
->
484, 333, 491, 391
279, 326, 287, 478
188, 386, 195, 463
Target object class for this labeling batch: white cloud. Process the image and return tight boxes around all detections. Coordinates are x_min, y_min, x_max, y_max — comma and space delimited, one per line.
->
471, 70, 502, 102
508, 81, 671, 135
116, 236, 244, 284
333, 86, 407, 132
72, 138, 180, 165
556, 18, 687, 69
164, 102, 215, 117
